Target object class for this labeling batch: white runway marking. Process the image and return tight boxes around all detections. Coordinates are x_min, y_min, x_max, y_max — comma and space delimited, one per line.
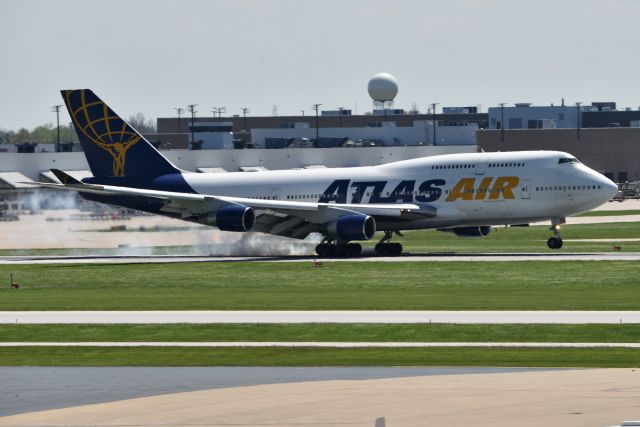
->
1, 311, 639, 324
1, 341, 638, 348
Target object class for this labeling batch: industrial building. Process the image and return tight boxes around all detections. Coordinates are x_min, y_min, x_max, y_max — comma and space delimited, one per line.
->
488, 101, 640, 130
477, 127, 640, 183
154, 108, 485, 150
154, 73, 484, 150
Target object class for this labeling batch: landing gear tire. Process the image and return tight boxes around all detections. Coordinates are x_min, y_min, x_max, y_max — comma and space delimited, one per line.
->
315, 243, 362, 258
547, 237, 563, 249
318, 243, 335, 257
315, 244, 327, 257
374, 230, 403, 256
547, 219, 565, 250
348, 243, 362, 257
374, 242, 403, 256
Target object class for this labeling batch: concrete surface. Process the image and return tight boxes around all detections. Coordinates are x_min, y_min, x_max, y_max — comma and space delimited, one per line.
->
0, 366, 544, 417
2, 310, 639, 324
2, 341, 640, 348
2, 368, 639, 427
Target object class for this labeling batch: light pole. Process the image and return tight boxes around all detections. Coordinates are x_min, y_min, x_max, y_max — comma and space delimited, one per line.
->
423, 107, 429, 145
499, 102, 506, 145
174, 107, 184, 133
312, 104, 322, 144
240, 107, 249, 130
51, 105, 62, 152
213, 107, 226, 118
575, 102, 582, 141
187, 104, 197, 144
431, 102, 439, 145
300, 110, 305, 116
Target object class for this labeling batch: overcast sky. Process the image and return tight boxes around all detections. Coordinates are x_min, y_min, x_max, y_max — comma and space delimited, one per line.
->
1, 0, 638, 130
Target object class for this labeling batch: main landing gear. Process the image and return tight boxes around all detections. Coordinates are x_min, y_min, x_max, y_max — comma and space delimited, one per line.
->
315, 239, 362, 258
314, 230, 405, 258
374, 230, 403, 256
547, 219, 564, 249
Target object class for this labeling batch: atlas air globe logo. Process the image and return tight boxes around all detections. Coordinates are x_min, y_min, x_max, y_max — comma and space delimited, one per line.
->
64, 89, 141, 177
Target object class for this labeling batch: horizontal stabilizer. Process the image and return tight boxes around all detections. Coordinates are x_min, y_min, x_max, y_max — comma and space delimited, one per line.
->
51, 169, 83, 185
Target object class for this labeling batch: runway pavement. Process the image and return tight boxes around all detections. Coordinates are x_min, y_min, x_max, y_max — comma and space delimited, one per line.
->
2, 310, 639, 323
1, 251, 640, 264
2, 341, 639, 348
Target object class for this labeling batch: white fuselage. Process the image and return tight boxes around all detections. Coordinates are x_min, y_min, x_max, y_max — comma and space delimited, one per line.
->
181, 150, 617, 230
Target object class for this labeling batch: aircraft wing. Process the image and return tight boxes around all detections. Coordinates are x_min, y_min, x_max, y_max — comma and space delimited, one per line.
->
32, 170, 436, 239
223, 196, 435, 239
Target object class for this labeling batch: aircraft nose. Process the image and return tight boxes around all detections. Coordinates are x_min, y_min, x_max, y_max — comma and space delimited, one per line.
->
600, 175, 618, 200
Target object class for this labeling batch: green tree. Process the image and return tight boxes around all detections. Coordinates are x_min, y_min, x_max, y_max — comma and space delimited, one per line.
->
60, 124, 77, 142
12, 128, 31, 144
31, 123, 56, 143
128, 113, 156, 134
0, 129, 13, 144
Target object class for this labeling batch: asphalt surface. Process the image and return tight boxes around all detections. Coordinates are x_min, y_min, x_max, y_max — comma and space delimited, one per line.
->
0, 366, 554, 417
1, 252, 640, 264
2, 310, 639, 323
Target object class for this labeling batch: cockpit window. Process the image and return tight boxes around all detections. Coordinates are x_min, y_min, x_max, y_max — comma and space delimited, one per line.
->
558, 157, 579, 164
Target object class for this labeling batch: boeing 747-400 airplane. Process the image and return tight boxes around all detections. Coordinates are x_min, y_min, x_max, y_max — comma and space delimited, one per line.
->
36, 90, 618, 257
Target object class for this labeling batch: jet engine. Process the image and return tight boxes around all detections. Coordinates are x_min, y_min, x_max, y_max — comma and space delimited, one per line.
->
439, 226, 492, 238
327, 214, 376, 241
453, 226, 492, 237
215, 205, 256, 232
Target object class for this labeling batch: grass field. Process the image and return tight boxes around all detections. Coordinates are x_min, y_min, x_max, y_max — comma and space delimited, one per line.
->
0, 346, 637, 367
0, 260, 638, 310
576, 209, 640, 217
2, 323, 640, 343
3, 323, 639, 367
2, 222, 638, 368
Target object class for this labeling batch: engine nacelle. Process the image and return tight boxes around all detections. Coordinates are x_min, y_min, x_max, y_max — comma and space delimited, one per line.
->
327, 214, 376, 241
215, 205, 255, 232
451, 226, 492, 238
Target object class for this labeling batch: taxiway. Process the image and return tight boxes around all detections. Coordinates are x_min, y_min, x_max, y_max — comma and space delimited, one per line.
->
2, 310, 639, 324
1, 341, 639, 348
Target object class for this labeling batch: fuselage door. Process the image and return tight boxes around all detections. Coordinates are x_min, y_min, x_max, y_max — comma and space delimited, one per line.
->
521, 179, 531, 199
475, 155, 488, 175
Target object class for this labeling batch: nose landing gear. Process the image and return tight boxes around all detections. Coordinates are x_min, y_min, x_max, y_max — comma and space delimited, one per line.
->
547, 219, 565, 249
374, 230, 403, 256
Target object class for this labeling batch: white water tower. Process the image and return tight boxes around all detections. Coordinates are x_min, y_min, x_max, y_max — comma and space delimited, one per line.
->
368, 72, 398, 112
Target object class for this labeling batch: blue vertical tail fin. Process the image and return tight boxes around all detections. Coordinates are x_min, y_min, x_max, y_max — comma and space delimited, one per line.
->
61, 89, 180, 178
